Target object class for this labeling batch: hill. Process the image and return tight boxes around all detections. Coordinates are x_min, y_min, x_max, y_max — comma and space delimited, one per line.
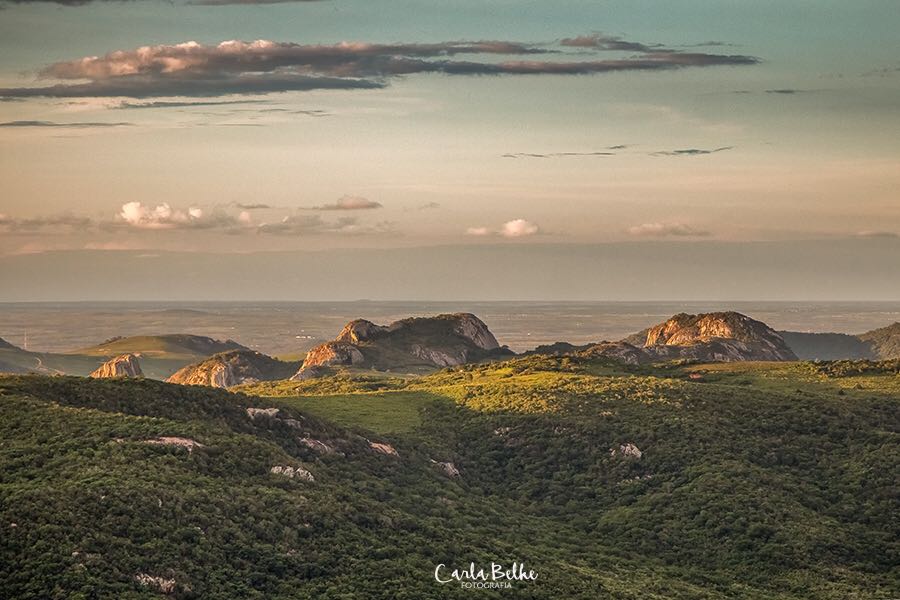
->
167, 350, 300, 388
0, 334, 252, 380
859, 322, 900, 359
778, 331, 874, 361
4, 351, 895, 597
73, 334, 247, 360
296, 313, 513, 376
536, 312, 798, 364
779, 322, 900, 361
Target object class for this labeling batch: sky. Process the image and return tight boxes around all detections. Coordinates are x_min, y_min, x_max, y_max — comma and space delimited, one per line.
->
0, 1, 898, 299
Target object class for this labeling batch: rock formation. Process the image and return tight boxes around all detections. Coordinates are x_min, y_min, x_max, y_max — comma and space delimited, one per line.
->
167, 349, 299, 388
270, 465, 315, 482
89, 353, 143, 378
293, 313, 511, 377
552, 312, 798, 364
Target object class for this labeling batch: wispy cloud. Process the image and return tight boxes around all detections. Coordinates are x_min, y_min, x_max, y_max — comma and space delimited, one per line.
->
0, 120, 132, 128
857, 230, 898, 238
310, 196, 382, 211
502, 150, 617, 159
113, 99, 270, 109
0, 36, 758, 99
627, 222, 710, 237
0, 213, 93, 232
651, 146, 733, 156
256, 214, 394, 235
2, 0, 325, 5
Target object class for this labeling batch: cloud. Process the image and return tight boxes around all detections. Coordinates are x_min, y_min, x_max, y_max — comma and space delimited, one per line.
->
116, 201, 241, 230
857, 230, 898, 238
1, 0, 324, 5
627, 222, 711, 237
651, 146, 733, 156
311, 196, 382, 211
256, 214, 394, 235
0, 74, 382, 99
502, 150, 618, 159
0, 120, 132, 128
501, 219, 539, 237
0, 37, 758, 99
114, 100, 270, 109
467, 219, 540, 238
466, 227, 491, 236
418, 202, 441, 210
0, 213, 93, 232
190, 0, 326, 4
234, 202, 272, 210
560, 34, 661, 53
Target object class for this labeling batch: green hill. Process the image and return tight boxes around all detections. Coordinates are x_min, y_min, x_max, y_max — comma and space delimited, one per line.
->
1, 355, 898, 598
72, 334, 247, 360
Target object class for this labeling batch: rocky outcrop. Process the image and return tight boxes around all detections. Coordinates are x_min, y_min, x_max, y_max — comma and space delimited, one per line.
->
270, 465, 315, 482
144, 437, 204, 453
90, 353, 143, 378
432, 460, 460, 478
167, 350, 299, 388
610, 443, 643, 459
560, 312, 797, 365
134, 573, 178, 594
295, 313, 510, 375
640, 312, 796, 360
369, 441, 399, 457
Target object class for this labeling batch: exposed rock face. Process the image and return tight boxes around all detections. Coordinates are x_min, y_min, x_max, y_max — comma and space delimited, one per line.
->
90, 353, 143, 378
611, 443, 643, 459
167, 350, 299, 388
642, 312, 793, 358
144, 437, 204, 452
369, 441, 399, 457
134, 573, 177, 594
270, 465, 315, 482
300, 438, 336, 455
432, 460, 460, 478
296, 313, 509, 375
298, 342, 364, 371
246, 407, 280, 420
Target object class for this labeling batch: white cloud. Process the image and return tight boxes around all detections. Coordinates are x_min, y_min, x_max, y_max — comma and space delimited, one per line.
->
466, 219, 540, 238
500, 218, 539, 237
117, 202, 241, 230
627, 222, 710, 237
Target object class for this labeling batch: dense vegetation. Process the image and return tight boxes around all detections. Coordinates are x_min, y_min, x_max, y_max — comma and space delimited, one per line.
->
2, 356, 898, 598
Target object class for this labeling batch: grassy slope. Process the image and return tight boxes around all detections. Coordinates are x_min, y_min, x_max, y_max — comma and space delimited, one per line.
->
2, 356, 898, 599
243, 357, 899, 598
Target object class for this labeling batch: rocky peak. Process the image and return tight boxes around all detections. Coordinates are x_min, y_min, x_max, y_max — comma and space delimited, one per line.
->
90, 354, 143, 378
645, 312, 771, 346
335, 319, 387, 344
297, 313, 508, 374
167, 349, 299, 388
